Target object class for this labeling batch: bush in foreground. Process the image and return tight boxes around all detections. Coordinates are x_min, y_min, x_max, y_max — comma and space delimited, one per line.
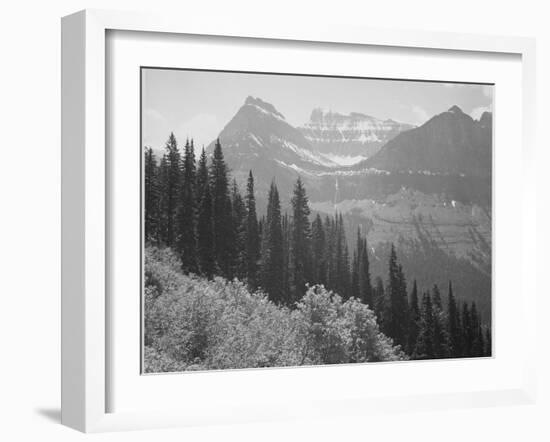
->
144, 247, 406, 372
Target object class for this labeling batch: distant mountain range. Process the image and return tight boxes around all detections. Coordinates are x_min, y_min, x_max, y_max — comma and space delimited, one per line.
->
299, 108, 414, 165
204, 96, 492, 319
207, 96, 492, 205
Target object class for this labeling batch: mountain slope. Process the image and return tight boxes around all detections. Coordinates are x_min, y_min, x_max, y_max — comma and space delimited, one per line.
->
207, 96, 332, 207
363, 105, 492, 178
212, 96, 336, 169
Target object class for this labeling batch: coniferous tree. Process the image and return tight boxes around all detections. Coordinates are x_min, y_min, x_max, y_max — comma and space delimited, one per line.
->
311, 214, 326, 285
334, 214, 344, 296
386, 244, 408, 347
144, 147, 160, 244
225, 192, 236, 279
352, 229, 373, 307
244, 171, 260, 288
470, 302, 485, 357
209, 139, 232, 277
407, 280, 420, 355
373, 276, 386, 327
161, 133, 181, 247
197, 175, 215, 278
261, 181, 285, 303
282, 213, 292, 298
431, 284, 450, 358
342, 238, 351, 298
231, 179, 247, 279
290, 178, 312, 301
415, 292, 435, 359
324, 216, 336, 290
461, 302, 473, 356
447, 281, 462, 357
157, 154, 169, 245
176, 139, 198, 273
351, 231, 361, 300
432, 284, 443, 310
334, 214, 350, 298
475, 326, 486, 357
196, 147, 209, 204
359, 238, 373, 307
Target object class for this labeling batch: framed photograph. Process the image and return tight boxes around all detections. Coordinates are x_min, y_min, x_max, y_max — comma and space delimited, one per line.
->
61, 9, 537, 432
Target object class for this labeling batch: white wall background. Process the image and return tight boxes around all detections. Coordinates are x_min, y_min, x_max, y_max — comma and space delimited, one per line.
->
0, 1, 547, 440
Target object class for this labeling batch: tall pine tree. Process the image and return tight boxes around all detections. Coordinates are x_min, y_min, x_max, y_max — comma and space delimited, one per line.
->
161, 133, 180, 247
431, 284, 450, 358
261, 181, 285, 303
196, 147, 209, 204
407, 280, 420, 355
470, 302, 485, 357
290, 177, 312, 301
244, 171, 260, 289
415, 292, 435, 359
176, 139, 198, 273
447, 281, 462, 357
209, 139, 232, 277
373, 276, 386, 328
197, 174, 215, 277
359, 237, 373, 307
461, 302, 473, 356
386, 244, 409, 348
311, 213, 326, 286
144, 147, 159, 244
334, 214, 350, 298
231, 179, 247, 279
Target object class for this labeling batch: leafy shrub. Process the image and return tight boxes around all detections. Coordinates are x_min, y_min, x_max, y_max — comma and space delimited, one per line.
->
294, 285, 405, 364
144, 246, 406, 372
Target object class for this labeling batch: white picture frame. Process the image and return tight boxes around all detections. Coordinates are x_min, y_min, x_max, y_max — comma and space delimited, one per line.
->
61, 9, 537, 433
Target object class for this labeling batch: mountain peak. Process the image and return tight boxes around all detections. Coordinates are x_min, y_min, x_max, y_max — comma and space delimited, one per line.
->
479, 111, 492, 128
244, 96, 285, 120
447, 105, 464, 114
365, 105, 492, 178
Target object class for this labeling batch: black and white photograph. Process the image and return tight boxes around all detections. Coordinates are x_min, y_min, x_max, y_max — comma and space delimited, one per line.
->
142, 68, 493, 373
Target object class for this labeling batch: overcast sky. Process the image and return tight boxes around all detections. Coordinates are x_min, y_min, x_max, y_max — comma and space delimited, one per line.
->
142, 68, 493, 151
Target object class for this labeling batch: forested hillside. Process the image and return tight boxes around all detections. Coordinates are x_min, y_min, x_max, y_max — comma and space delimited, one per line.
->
143, 135, 491, 371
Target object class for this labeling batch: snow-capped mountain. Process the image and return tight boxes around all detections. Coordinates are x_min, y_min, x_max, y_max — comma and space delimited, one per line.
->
209, 98, 492, 206
210, 96, 337, 169
299, 108, 414, 165
207, 96, 337, 206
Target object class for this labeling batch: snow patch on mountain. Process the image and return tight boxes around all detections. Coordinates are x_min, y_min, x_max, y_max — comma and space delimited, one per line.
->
248, 133, 264, 147
322, 153, 367, 166
274, 137, 338, 168
275, 159, 391, 177
244, 96, 286, 122
246, 103, 286, 122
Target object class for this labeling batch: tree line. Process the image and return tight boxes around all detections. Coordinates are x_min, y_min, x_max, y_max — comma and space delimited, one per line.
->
144, 133, 491, 360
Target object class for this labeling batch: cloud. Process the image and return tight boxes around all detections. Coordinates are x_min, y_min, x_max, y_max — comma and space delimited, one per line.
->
411, 105, 430, 125
470, 105, 492, 120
